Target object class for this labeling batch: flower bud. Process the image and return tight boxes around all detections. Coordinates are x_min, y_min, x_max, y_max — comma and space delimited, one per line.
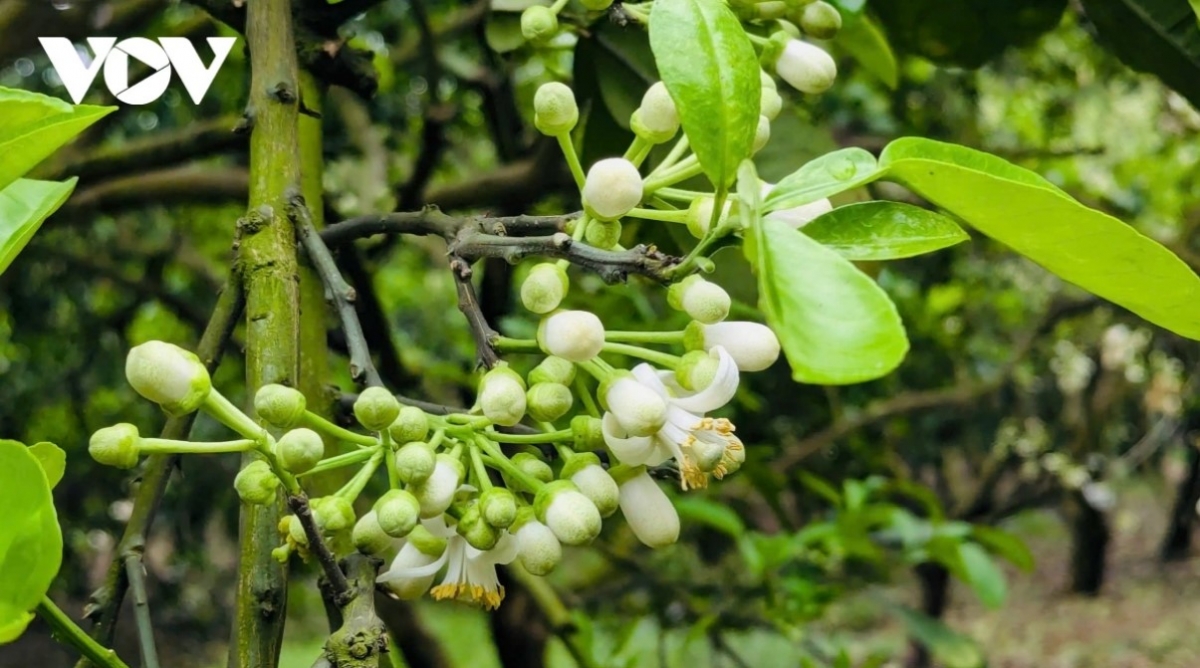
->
799, 1, 841, 39
254, 384, 307, 429
481, 487, 518, 528
535, 480, 602, 546
685, 196, 732, 239
757, 0, 788, 20
285, 514, 309, 546
571, 415, 605, 451
388, 406, 429, 445
580, 0, 613, 10
520, 262, 570, 314
395, 441, 437, 485
618, 470, 680, 548
354, 387, 401, 432
686, 321, 781, 372
413, 454, 464, 518
375, 489, 422, 538
526, 382, 574, 422
761, 86, 783, 120
582, 158, 642, 221
668, 275, 731, 325
601, 373, 667, 437
766, 197, 832, 229
675, 350, 720, 391
458, 503, 500, 551
89, 423, 141, 469
512, 509, 561, 575
584, 219, 622, 249
276, 428, 324, 474
533, 82, 578, 135
125, 340, 211, 416
529, 356, 576, 386
631, 82, 679, 143
520, 6, 558, 44
774, 39, 837, 94
752, 115, 771, 154
479, 365, 528, 427
312, 496, 356, 532
235, 460, 280, 506
352, 510, 393, 556
538, 310, 605, 363
563, 453, 619, 518
509, 452, 554, 485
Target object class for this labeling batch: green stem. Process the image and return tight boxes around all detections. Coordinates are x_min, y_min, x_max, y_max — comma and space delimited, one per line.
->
37, 597, 131, 668
428, 428, 446, 450
492, 336, 541, 353
557, 133, 586, 190
382, 430, 400, 490
468, 444, 493, 491
574, 376, 601, 418
624, 135, 650, 164
643, 155, 702, 193
336, 450, 384, 501
648, 135, 690, 177
577, 358, 616, 383
136, 438, 257, 455
484, 428, 574, 444
301, 411, 378, 447
203, 390, 268, 442
604, 330, 686, 344
628, 207, 688, 224
297, 447, 379, 477
476, 437, 544, 493
655, 187, 708, 203
602, 342, 682, 368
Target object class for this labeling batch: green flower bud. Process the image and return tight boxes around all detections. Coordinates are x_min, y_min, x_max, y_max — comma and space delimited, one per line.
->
584, 219, 622, 249
799, 1, 841, 39
125, 340, 211, 416
582, 158, 643, 221
757, 0, 788, 20
580, 0, 613, 10
481, 487, 518, 528
529, 356, 576, 386
395, 441, 437, 485
312, 496, 356, 532
514, 512, 561, 576
571, 415, 605, 452
479, 365, 528, 427
374, 489, 422, 538
458, 503, 500, 551
89, 423, 141, 469
675, 350, 720, 392
752, 115, 771, 154
533, 82, 579, 136
354, 387, 401, 432
511, 452, 554, 484
534, 480, 602, 546
775, 18, 802, 39
235, 460, 280, 506
520, 262, 570, 314
352, 510, 393, 556
667, 275, 731, 325
685, 196, 731, 239
276, 428, 324, 474
285, 514, 309, 546
563, 453, 619, 518
526, 382, 574, 422
521, 6, 558, 44
254, 384, 306, 429
388, 406, 429, 444
538, 310, 605, 363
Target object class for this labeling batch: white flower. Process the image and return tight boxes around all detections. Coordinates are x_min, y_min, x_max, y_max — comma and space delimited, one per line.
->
752, 115, 771, 154
582, 158, 643, 221
774, 39, 837, 94
618, 470, 680, 548
601, 347, 743, 490
379, 517, 519, 610
760, 181, 832, 229
693, 322, 780, 372
377, 538, 443, 600
538, 310, 605, 362
515, 519, 562, 575
125, 340, 211, 415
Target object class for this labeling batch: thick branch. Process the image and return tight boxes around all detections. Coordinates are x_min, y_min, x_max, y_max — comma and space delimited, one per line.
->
63, 166, 249, 213
322, 555, 388, 668
320, 210, 572, 246
450, 230, 679, 284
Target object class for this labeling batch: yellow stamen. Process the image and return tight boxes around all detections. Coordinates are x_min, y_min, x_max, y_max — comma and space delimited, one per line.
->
431, 583, 506, 610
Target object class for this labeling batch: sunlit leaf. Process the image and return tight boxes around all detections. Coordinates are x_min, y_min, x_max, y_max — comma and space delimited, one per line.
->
0, 86, 114, 192
763, 148, 882, 213
27, 442, 65, 490
0, 440, 62, 644
802, 202, 968, 260
0, 178, 77, 276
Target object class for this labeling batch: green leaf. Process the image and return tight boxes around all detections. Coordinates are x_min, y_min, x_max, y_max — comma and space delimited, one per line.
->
27, 442, 65, 490
836, 13, 898, 89
0, 178, 77, 276
484, 15, 526, 53
650, 0, 760, 188
762, 147, 882, 213
885, 604, 985, 668
1192, 0, 1200, 27
591, 23, 659, 130
802, 202, 968, 260
750, 214, 909, 384
0, 86, 114, 191
971, 526, 1035, 572
0, 440, 62, 644
873, 0, 1066, 68
956, 542, 1007, 608
879, 138, 1200, 339
673, 496, 745, 536
1080, 0, 1200, 110
798, 471, 842, 507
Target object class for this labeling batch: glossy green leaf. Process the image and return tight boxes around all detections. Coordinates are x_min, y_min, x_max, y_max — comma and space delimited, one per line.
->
880, 137, 1200, 339
0, 440, 63, 644
836, 13, 898, 89
1192, 0, 1200, 27
886, 604, 985, 668
674, 496, 745, 536
763, 147, 882, 213
27, 442, 65, 490
650, 0, 760, 189
0, 178, 77, 276
802, 202, 968, 260
750, 214, 909, 384
1080, 0, 1200, 109
971, 525, 1035, 572
957, 542, 1007, 608
0, 86, 114, 192
873, 0, 1066, 68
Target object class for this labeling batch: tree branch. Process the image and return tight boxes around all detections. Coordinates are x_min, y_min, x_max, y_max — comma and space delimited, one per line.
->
286, 494, 352, 605
63, 165, 249, 213
320, 210, 573, 246
450, 230, 679, 284
450, 260, 501, 369
122, 556, 161, 668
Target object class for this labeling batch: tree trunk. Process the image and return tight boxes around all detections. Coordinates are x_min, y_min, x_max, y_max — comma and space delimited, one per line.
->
1067, 491, 1109, 595
1161, 438, 1200, 561
906, 562, 950, 668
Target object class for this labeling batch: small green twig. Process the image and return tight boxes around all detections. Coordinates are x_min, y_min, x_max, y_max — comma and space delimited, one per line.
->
123, 556, 161, 668
38, 597, 132, 668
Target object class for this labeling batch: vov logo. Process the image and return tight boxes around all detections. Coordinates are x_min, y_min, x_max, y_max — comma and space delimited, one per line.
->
39, 37, 237, 105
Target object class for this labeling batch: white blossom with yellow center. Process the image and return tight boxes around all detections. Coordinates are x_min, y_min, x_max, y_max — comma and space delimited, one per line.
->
377, 517, 518, 610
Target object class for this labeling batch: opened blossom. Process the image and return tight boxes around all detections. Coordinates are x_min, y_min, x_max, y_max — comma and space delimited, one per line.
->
601, 346, 743, 490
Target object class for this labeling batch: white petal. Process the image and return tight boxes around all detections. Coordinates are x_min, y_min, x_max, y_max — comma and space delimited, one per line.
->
618, 471, 680, 548
602, 412, 657, 465
485, 531, 520, 565
630, 363, 670, 398
605, 377, 667, 436
378, 543, 447, 583
669, 346, 738, 413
